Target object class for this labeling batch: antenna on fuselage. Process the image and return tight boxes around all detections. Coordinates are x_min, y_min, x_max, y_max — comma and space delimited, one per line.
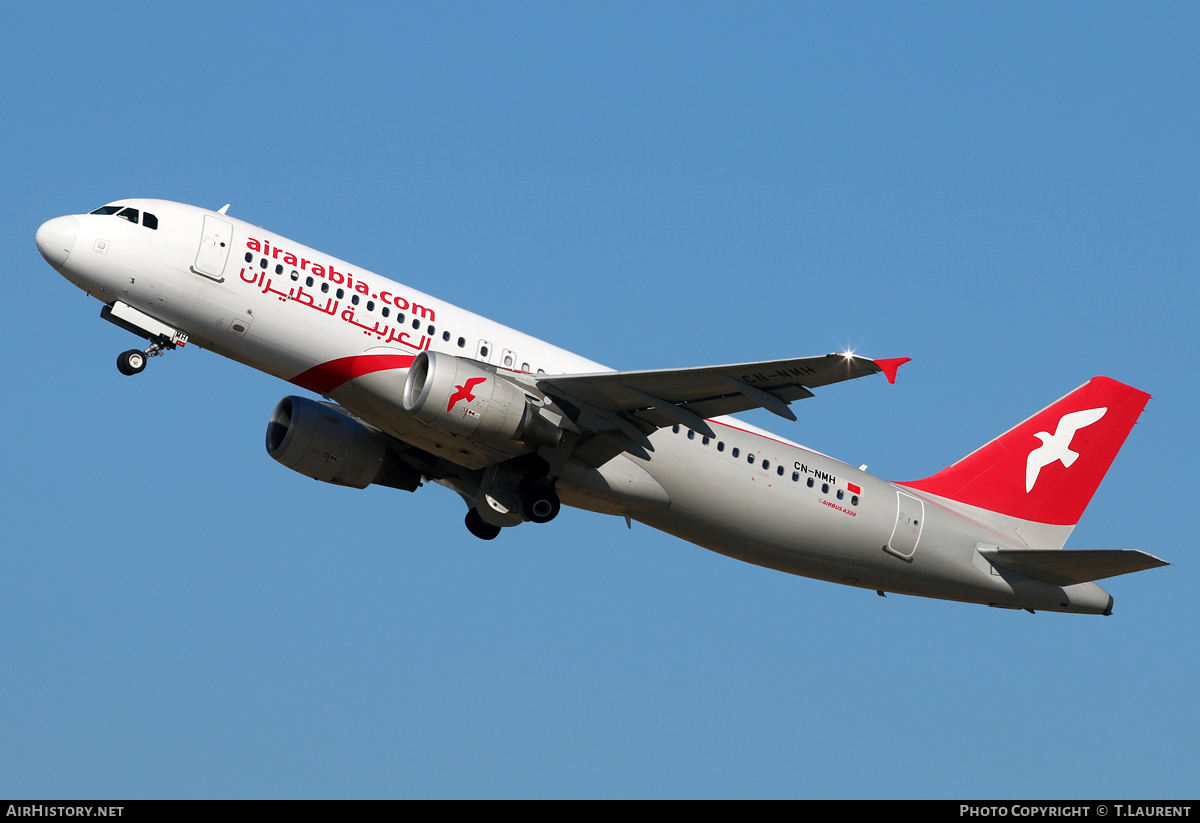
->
217, 204, 230, 215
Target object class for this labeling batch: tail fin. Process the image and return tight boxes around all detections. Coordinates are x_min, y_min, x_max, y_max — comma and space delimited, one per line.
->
900, 376, 1150, 527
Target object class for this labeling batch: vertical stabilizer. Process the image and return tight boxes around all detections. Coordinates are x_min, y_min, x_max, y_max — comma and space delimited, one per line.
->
900, 377, 1150, 527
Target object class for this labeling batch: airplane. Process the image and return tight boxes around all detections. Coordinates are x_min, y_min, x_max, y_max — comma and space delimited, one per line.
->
35, 199, 1167, 615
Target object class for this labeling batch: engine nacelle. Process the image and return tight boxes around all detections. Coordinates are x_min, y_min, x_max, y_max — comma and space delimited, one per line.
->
266, 396, 421, 490
402, 351, 561, 447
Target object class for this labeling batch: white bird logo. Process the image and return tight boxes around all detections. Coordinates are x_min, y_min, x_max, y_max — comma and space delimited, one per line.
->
1025, 407, 1107, 493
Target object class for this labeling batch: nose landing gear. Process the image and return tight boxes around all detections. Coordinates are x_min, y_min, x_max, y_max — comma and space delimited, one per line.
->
115, 339, 173, 376
116, 349, 147, 375
101, 301, 189, 377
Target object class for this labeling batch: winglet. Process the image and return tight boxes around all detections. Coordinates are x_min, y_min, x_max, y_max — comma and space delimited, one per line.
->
873, 357, 911, 384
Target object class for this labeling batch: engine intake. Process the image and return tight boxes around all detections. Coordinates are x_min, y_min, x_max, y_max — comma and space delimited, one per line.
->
402, 351, 560, 447
266, 396, 420, 490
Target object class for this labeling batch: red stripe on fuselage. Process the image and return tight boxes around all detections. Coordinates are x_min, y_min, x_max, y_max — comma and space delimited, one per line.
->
290, 354, 416, 393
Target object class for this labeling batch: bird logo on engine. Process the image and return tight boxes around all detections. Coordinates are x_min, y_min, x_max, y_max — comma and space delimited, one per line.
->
448, 377, 487, 412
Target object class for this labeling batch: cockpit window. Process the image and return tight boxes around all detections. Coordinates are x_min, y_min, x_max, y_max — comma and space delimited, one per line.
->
89, 205, 158, 229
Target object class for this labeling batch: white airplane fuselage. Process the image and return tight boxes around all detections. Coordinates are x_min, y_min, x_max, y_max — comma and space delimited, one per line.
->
37, 199, 1154, 615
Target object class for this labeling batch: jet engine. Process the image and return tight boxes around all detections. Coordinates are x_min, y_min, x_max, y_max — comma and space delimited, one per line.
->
266, 396, 421, 490
402, 351, 561, 447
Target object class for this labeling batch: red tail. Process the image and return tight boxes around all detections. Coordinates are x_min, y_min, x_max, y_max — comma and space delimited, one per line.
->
900, 377, 1150, 526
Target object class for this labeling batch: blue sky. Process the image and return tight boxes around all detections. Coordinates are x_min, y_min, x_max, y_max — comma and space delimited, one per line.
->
2, 3, 1196, 798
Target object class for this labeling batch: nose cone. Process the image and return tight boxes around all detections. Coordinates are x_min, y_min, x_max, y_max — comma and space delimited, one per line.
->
36, 215, 79, 269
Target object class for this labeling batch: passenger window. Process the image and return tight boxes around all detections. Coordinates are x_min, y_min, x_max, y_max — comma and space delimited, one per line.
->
503, 354, 514, 367
322, 282, 330, 294
777, 465, 784, 476
291, 271, 299, 281
672, 425, 680, 434
367, 300, 375, 312
306, 276, 314, 287
444, 331, 452, 342
352, 294, 360, 305
381, 306, 389, 316
747, 454, 755, 464
275, 264, 283, 274
457, 337, 465, 348
687, 430, 695, 440
244, 252, 253, 263
836, 489, 844, 499
851, 496, 859, 506
732, 447, 740, 458
807, 478, 814, 488
412, 319, 420, 329
717, 442, 724, 452
702, 436, 709, 446
397, 313, 405, 324
142, 212, 158, 230
762, 460, 770, 470
522, 362, 530, 372
336, 288, 344, 298
792, 472, 800, 482
822, 483, 829, 494
260, 258, 268, 269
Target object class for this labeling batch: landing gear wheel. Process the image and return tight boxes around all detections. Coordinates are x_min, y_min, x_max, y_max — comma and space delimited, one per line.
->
521, 480, 561, 524
117, 349, 147, 376
465, 508, 501, 541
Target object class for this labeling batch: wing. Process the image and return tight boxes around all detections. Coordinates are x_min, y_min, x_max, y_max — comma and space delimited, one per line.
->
536, 353, 907, 457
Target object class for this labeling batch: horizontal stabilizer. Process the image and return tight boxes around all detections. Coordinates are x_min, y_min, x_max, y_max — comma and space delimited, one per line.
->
979, 548, 1168, 587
